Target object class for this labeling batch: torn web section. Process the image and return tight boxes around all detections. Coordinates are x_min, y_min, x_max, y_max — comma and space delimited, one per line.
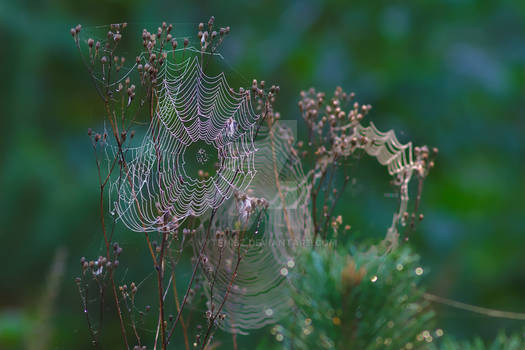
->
334, 121, 427, 248
193, 121, 313, 334
108, 51, 261, 233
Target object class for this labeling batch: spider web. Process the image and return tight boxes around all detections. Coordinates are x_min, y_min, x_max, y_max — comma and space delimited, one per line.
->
331, 121, 427, 247
108, 54, 261, 232
194, 122, 312, 334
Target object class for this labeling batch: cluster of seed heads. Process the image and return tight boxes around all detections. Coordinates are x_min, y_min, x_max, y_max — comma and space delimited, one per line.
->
87, 128, 108, 145
119, 281, 138, 299
77, 243, 122, 282
299, 86, 372, 159
198, 16, 230, 54
235, 192, 269, 221
414, 145, 438, 176
205, 309, 226, 321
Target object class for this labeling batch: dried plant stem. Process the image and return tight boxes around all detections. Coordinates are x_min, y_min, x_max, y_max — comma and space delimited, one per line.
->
171, 268, 190, 350
208, 244, 225, 310
81, 44, 134, 348
157, 231, 168, 350
424, 293, 525, 320
312, 165, 329, 244
408, 176, 425, 233
95, 148, 129, 350
77, 282, 100, 349
167, 208, 217, 343
201, 235, 243, 350
320, 171, 350, 238
110, 277, 129, 349
129, 304, 142, 347
232, 332, 238, 350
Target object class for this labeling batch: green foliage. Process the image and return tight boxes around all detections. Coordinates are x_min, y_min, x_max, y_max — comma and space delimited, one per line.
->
276, 244, 436, 349
272, 243, 525, 350
430, 332, 525, 350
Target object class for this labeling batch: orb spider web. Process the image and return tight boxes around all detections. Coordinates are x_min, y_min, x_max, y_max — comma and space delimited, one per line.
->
194, 121, 313, 334
109, 54, 261, 233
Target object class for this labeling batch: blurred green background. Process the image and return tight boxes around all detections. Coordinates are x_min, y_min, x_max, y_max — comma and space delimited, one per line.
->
1, 0, 525, 349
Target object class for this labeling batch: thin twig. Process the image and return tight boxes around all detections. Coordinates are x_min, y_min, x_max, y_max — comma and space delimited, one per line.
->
424, 293, 525, 320
167, 208, 217, 343
157, 231, 168, 350
201, 235, 243, 349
